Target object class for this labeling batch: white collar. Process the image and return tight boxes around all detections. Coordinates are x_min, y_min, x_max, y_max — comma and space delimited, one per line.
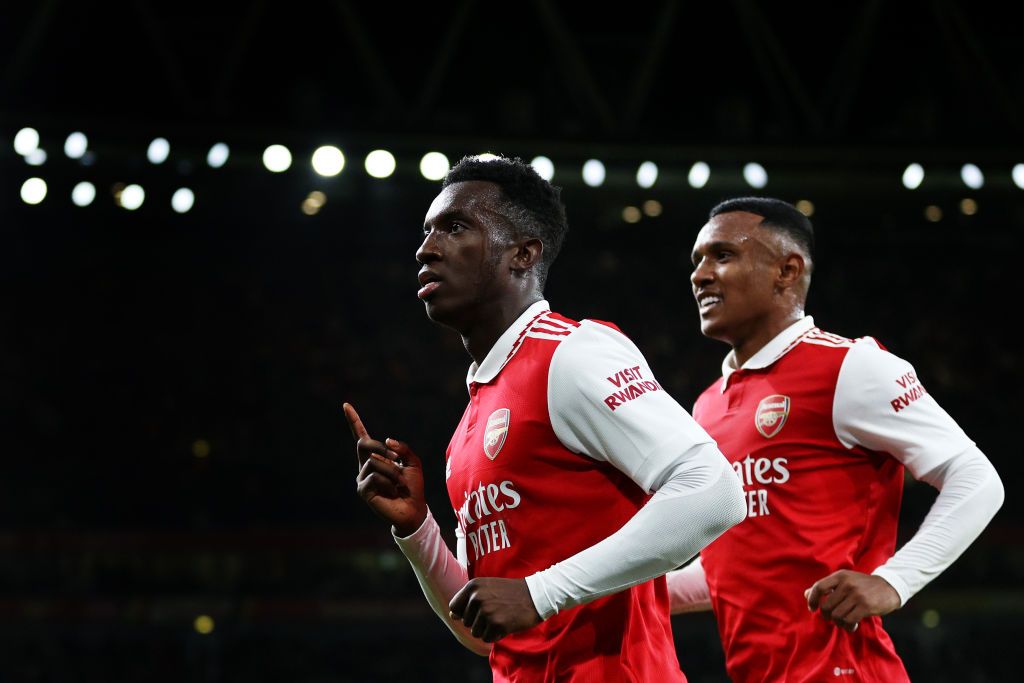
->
720, 316, 815, 390
466, 300, 551, 386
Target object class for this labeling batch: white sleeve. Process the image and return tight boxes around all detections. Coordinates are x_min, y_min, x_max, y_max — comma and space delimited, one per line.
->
392, 510, 491, 656
666, 557, 712, 614
834, 340, 1003, 605
547, 320, 718, 491
871, 445, 1003, 605
525, 451, 745, 619
833, 339, 974, 477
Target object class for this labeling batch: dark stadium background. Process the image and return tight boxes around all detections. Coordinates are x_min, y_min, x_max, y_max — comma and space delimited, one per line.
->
1, 2, 1021, 681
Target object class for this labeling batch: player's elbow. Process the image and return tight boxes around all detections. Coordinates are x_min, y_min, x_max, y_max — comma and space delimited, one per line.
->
697, 470, 746, 541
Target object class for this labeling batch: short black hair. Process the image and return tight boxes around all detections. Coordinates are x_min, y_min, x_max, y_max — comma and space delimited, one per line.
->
709, 196, 815, 259
443, 155, 568, 286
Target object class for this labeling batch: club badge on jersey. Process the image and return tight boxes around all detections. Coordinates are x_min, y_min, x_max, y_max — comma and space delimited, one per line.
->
484, 408, 511, 460
755, 395, 791, 439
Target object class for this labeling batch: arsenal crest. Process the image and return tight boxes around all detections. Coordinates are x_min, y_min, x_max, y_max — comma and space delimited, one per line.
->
755, 395, 790, 439
483, 408, 511, 460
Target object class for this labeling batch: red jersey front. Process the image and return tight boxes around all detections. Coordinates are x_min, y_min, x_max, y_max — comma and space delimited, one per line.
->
445, 303, 695, 682
697, 322, 910, 683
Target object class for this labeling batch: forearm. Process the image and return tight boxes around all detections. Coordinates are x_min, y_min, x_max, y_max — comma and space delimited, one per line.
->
873, 446, 1004, 605
666, 557, 712, 614
526, 456, 745, 619
393, 509, 492, 656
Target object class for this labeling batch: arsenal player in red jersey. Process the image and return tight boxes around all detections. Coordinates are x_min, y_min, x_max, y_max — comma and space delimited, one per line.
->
667, 197, 1004, 682
345, 156, 745, 681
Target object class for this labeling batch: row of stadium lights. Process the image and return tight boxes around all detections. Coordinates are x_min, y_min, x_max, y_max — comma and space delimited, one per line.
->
12, 127, 1024, 214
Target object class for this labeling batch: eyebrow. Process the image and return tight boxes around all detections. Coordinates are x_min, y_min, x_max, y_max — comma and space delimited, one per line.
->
423, 209, 475, 231
691, 239, 739, 262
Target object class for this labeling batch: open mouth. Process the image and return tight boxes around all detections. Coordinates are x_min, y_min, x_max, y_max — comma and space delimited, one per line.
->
697, 294, 722, 314
417, 272, 442, 300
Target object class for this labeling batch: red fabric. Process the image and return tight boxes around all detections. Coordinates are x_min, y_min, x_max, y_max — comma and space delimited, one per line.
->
446, 312, 685, 683
697, 332, 909, 683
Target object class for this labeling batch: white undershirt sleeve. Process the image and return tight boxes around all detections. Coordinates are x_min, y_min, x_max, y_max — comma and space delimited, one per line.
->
833, 339, 1004, 605
665, 557, 712, 614
524, 322, 745, 619
392, 510, 491, 656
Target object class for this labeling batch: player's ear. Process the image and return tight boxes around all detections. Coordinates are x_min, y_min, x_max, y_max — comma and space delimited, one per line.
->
511, 238, 544, 275
777, 253, 805, 290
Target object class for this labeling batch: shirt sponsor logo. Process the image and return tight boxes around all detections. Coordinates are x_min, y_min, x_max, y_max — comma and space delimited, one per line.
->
890, 371, 927, 412
755, 394, 791, 438
483, 408, 510, 460
456, 479, 522, 563
731, 455, 790, 518
603, 364, 662, 411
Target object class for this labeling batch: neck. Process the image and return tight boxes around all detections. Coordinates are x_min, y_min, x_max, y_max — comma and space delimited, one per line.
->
462, 294, 544, 365
731, 308, 804, 367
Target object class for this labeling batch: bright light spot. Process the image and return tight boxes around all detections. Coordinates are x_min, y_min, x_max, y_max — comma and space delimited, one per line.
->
65, 132, 88, 159
960, 198, 978, 215
72, 181, 96, 207
120, 184, 145, 210
530, 156, 554, 181
921, 609, 940, 629
302, 191, 327, 215
796, 199, 815, 216
192, 439, 211, 458
263, 145, 292, 173
475, 153, 499, 162
903, 163, 924, 190
420, 151, 450, 181
960, 163, 984, 189
312, 145, 345, 177
643, 200, 662, 217
1013, 164, 1024, 190
172, 188, 195, 214
365, 149, 396, 178
622, 206, 641, 223
924, 205, 942, 222
20, 177, 47, 205
636, 161, 658, 189
582, 159, 605, 187
207, 143, 230, 168
688, 161, 710, 189
743, 162, 768, 189
13, 127, 39, 155
147, 137, 170, 164
25, 148, 47, 166
194, 615, 215, 635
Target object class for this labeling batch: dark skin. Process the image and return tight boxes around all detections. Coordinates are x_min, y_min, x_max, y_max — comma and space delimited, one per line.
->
345, 180, 546, 646
690, 210, 900, 632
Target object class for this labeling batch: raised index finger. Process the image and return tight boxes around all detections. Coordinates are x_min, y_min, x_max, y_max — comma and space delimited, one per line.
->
343, 402, 370, 441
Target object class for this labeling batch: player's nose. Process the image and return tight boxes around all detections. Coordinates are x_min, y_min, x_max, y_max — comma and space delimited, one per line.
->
416, 229, 442, 264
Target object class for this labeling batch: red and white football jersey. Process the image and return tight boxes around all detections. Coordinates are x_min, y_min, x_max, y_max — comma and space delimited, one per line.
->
696, 316, 974, 683
446, 300, 712, 682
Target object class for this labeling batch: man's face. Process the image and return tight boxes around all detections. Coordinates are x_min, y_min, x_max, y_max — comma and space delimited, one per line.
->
416, 180, 516, 330
690, 211, 783, 345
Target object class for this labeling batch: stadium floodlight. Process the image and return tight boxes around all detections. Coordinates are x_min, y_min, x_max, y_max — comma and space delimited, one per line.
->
1013, 164, 1024, 190
72, 181, 96, 207
207, 143, 229, 168
743, 162, 768, 189
120, 184, 145, 210
14, 127, 40, 156
25, 149, 47, 166
530, 156, 554, 181
20, 177, 47, 204
902, 163, 924, 190
65, 132, 88, 159
582, 159, 605, 187
637, 161, 658, 189
147, 137, 170, 164
688, 162, 710, 189
263, 145, 292, 173
365, 150, 396, 178
172, 188, 195, 214
312, 146, 345, 177
960, 163, 984, 190
420, 152, 450, 181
